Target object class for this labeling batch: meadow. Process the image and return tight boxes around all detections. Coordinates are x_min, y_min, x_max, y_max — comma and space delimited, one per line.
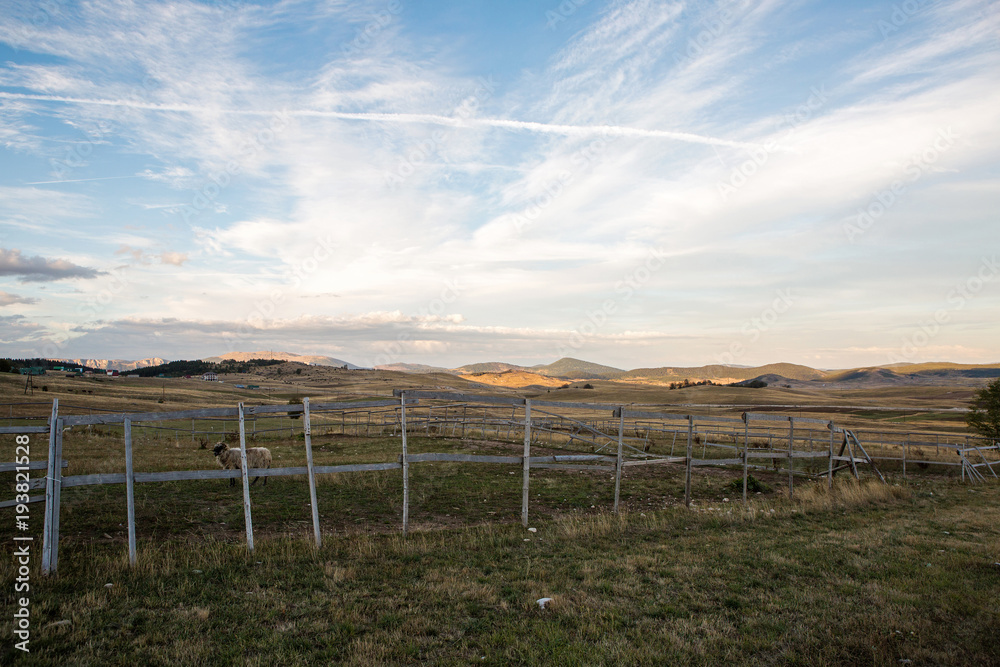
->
2, 369, 998, 664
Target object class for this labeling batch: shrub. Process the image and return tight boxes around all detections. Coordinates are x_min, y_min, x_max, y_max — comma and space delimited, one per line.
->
967, 377, 1000, 442
725, 475, 772, 494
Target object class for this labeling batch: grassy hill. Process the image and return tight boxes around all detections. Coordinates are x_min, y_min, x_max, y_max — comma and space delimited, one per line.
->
530, 357, 625, 379
620, 363, 828, 383
454, 362, 526, 374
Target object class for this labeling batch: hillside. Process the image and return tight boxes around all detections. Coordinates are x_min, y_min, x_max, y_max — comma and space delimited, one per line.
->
204, 350, 361, 369
375, 363, 450, 373
458, 369, 569, 389
453, 362, 524, 374
531, 357, 624, 379
619, 363, 827, 384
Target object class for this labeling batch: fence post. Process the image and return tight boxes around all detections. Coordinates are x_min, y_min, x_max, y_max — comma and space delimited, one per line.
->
684, 415, 693, 508
49, 417, 65, 573
303, 398, 321, 548
41, 399, 60, 576
522, 399, 532, 527
125, 417, 137, 566
742, 413, 749, 504
828, 422, 835, 489
614, 407, 624, 513
401, 392, 409, 536
902, 441, 907, 479
787, 418, 794, 500
237, 403, 254, 553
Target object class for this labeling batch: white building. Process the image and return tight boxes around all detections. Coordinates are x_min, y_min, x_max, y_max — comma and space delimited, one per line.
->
201, 372, 218, 381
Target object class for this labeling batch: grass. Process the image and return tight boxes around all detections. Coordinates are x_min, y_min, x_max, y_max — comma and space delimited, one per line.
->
2, 476, 998, 665
3, 375, 999, 663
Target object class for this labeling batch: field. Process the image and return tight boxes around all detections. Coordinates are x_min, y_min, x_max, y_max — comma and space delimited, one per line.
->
2, 368, 999, 664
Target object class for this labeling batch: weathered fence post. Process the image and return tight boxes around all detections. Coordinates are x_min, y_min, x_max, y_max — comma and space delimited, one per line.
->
742, 413, 749, 504
684, 415, 693, 508
522, 399, 532, 527
124, 417, 137, 566
41, 400, 60, 576
614, 407, 624, 513
787, 418, 794, 500
401, 392, 409, 536
237, 403, 254, 553
828, 421, 835, 488
902, 441, 907, 479
303, 398, 321, 548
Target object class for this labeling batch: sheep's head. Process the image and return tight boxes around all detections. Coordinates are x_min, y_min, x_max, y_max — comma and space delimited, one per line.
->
212, 442, 228, 457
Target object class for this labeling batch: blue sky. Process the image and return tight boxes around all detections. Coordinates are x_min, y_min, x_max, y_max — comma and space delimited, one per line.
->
0, 0, 998, 370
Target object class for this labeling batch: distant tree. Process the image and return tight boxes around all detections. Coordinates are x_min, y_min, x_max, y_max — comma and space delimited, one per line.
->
967, 378, 1000, 442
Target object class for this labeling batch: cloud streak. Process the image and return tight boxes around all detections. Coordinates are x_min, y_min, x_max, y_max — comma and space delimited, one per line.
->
0, 91, 771, 151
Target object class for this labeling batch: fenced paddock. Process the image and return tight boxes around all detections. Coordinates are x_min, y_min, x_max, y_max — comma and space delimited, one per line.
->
2, 392, 997, 575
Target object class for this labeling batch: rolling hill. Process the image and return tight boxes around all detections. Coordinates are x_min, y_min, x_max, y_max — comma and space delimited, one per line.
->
619, 363, 828, 384
203, 350, 361, 369
530, 357, 624, 379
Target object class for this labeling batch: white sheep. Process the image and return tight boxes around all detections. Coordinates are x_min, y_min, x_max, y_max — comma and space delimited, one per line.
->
212, 442, 272, 487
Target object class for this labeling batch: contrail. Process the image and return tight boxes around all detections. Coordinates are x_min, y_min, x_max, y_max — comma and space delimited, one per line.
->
0, 91, 769, 151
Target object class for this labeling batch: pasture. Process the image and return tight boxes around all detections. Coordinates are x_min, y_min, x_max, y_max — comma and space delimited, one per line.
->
2, 369, 999, 664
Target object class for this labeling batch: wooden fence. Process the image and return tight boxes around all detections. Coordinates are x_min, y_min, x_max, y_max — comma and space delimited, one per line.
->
1, 393, 997, 574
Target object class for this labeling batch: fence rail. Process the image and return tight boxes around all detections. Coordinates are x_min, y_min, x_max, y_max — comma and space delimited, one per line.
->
2, 392, 996, 574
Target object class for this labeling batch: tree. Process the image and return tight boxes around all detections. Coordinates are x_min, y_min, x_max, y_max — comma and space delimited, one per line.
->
966, 377, 1000, 442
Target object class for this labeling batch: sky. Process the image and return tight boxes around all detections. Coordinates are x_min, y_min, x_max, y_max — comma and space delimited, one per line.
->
0, 0, 998, 371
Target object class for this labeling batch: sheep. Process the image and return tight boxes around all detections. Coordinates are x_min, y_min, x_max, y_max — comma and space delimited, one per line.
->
212, 442, 272, 487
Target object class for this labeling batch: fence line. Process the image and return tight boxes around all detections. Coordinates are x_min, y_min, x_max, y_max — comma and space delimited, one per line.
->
1, 392, 997, 574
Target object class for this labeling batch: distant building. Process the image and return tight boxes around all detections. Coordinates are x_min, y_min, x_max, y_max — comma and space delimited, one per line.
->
202, 372, 219, 381
19, 367, 46, 375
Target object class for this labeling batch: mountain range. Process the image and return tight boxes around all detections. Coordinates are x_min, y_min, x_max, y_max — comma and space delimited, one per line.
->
48, 352, 1000, 387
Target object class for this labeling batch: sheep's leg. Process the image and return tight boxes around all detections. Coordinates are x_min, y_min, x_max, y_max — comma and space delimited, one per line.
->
251, 475, 260, 487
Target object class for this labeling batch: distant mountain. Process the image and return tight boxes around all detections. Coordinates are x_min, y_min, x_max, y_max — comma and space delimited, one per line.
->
530, 357, 624, 379
204, 351, 361, 369
376, 363, 451, 373
62, 357, 167, 372
454, 361, 525, 374
620, 363, 827, 383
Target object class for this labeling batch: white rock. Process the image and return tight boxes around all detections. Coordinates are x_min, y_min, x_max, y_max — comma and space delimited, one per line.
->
536, 597, 553, 609
527, 527, 537, 533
